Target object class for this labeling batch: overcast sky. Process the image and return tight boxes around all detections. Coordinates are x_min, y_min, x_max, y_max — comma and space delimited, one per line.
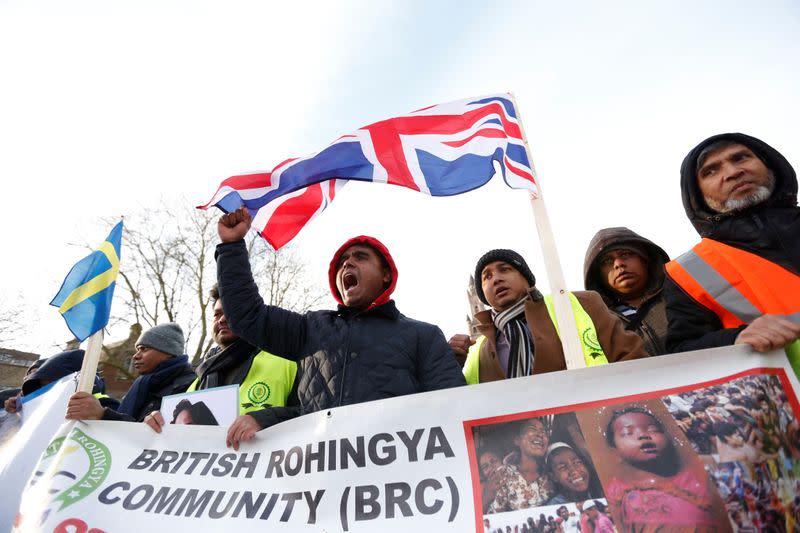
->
1, 0, 798, 356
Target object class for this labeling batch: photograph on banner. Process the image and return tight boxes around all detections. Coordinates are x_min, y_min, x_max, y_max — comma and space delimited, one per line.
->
0, 376, 78, 533
160, 384, 238, 427
469, 411, 607, 518
577, 398, 730, 530
479, 499, 604, 532
465, 368, 800, 532
664, 372, 800, 530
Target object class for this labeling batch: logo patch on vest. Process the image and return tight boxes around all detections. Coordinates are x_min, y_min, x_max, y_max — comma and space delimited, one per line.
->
582, 327, 602, 352
247, 381, 271, 406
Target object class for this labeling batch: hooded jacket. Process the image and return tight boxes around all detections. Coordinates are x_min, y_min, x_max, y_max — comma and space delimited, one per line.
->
21, 349, 119, 410
215, 236, 465, 422
665, 133, 800, 352
583, 227, 670, 356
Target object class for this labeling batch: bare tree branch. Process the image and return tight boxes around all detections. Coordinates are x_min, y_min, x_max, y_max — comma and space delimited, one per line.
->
248, 236, 328, 312
107, 197, 327, 365
0, 293, 25, 346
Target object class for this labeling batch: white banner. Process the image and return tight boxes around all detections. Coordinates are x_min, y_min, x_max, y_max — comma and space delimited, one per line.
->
10, 347, 800, 532
0, 374, 76, 533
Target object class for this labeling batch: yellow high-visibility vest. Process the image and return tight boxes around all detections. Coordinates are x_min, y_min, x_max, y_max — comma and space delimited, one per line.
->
187, 351, 297, 414
464, 292, 608, 384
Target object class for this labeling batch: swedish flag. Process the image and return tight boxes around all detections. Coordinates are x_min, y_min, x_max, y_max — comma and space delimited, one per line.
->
50, 221, 123, 342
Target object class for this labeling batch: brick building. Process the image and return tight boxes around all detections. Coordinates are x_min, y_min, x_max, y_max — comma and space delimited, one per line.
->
97, 324, 142, 400
0, 348, 40, 391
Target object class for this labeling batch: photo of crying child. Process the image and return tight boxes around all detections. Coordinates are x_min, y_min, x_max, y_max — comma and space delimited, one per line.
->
576, 400, 730, 532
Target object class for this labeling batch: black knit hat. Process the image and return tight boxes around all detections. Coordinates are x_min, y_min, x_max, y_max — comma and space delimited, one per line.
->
474, 249, 536, 305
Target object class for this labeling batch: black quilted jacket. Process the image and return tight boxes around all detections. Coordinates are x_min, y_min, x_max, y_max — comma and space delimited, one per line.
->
215, 240, 465, 417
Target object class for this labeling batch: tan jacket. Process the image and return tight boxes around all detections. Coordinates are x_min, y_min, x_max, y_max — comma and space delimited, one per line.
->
473, 289, 646, 383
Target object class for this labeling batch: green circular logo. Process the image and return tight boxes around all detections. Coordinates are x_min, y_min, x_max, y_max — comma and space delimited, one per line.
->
582, 327, 602, 352
31, 428, 112, 513
247, 381, 271, 405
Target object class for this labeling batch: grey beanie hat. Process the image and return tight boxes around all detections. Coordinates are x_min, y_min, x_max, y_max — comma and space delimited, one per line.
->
474, 249, 536, 305
136, 322, 185, 357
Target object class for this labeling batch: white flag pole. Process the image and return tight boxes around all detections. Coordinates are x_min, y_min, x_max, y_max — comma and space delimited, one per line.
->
77, 330, 104, 393
510, 93, 586, 370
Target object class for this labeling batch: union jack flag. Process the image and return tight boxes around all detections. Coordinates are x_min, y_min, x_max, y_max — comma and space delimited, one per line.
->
200, 93, 536, 249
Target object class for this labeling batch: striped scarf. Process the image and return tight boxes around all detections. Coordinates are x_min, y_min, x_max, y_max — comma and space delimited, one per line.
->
492, 296, 534, 378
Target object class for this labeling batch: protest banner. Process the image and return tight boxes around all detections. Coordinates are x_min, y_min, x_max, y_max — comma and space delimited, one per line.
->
0, 409, 21, 449
11, 346, 800, 532
0, 374, 77, 532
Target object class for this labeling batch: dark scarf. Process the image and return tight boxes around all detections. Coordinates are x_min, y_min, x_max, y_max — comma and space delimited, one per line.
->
194, 339, 257, 389
118, 355, 190, 417
492, 296, 534, 378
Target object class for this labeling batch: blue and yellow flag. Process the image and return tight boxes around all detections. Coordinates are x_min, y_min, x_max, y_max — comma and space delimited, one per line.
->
50, 221, 123, 342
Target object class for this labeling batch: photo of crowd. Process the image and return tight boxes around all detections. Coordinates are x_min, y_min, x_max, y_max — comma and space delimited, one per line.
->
665, 373, 800, 530
709, 460, 800, 532
664, 374, 800, 463
480, 500, 612, 533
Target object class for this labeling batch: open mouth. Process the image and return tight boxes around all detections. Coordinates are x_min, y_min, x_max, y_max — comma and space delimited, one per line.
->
639, 442, 658, 454
529, 437, 544, 448
568, 475, 586, 488
342, 271, 358, 291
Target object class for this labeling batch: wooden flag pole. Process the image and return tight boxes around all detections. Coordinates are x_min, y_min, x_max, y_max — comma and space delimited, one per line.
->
77, 329, 104, 393
510, 93, 586, 370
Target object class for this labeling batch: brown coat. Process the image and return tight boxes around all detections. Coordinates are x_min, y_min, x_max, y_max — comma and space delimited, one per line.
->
473, 289, 646, 383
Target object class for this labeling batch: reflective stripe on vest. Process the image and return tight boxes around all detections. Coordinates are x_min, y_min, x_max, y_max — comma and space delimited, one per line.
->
665, 238, 800, 329
187, 351, 297, 415
462, 293, 608, 384
543, 293, 609, 368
